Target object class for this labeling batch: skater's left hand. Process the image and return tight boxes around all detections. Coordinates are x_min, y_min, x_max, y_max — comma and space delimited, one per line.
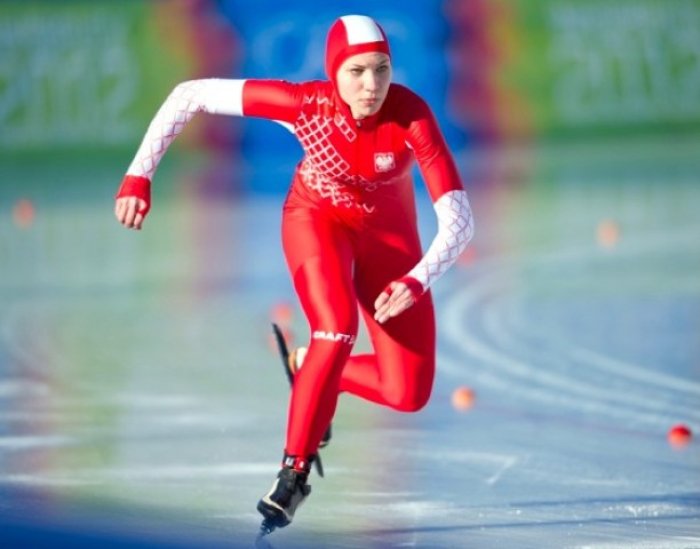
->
374, 276, 424, 324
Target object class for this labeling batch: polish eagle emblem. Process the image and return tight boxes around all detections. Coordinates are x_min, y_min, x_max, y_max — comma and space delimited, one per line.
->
374, 152, 395, 173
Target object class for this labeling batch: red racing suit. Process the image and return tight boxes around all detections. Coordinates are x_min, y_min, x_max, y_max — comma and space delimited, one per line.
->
118, 78, 474, 458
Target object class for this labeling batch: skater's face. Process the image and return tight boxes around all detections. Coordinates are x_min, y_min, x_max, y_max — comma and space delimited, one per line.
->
336, 52, 391, 120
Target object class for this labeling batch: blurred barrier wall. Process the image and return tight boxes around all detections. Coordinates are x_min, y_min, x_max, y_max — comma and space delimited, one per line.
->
2, 1, 699, 159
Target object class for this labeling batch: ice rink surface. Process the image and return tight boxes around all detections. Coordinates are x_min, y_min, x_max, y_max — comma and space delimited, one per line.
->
1, 137, 699, 548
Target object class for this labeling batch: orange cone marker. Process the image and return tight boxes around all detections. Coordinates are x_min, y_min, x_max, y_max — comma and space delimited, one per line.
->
452, 386, 476, 411
667, 424, 692, 448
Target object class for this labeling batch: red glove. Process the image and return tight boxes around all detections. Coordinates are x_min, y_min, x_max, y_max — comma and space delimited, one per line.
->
115, 175, 151, 217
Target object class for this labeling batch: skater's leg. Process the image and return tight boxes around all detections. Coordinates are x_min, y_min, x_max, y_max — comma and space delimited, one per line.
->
281, 209, 358, 457
339, 292, 436, 411
338, 234, 437, 412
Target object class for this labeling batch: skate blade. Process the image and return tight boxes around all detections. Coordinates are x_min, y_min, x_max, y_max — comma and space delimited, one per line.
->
255, 524, 276, 549
313, 454, 324, 478
272, 323, 294, 385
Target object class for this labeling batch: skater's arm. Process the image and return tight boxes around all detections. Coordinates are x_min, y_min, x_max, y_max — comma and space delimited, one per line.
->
404, 93, 474, 291
403, 189, 474, 291
115, 79, 303, 230
123, 79, 301, 182
373, 188, 473, 323
374, 95, 474, 322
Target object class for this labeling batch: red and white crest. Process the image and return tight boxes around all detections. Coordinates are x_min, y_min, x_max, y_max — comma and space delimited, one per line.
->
374, 152, 395, 172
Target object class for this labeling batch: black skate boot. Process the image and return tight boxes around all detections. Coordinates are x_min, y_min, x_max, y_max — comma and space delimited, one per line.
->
257, 455, 312, 535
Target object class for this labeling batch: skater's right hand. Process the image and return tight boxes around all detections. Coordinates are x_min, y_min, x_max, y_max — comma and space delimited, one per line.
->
115, 175, 151, 230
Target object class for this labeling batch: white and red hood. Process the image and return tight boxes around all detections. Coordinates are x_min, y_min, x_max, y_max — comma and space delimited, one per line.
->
325, 15, 391, 85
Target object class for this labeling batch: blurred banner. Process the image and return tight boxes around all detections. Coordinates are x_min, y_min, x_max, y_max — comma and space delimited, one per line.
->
447, 0, 700, 142
1, 0, 699, 156
0, 2, 179, 152
0, 0, 239, 155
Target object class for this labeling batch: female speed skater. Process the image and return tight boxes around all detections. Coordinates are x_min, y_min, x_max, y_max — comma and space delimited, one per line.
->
114, 14, 474, 535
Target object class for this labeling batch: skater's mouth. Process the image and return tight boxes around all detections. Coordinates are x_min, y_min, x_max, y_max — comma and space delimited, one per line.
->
359, 97, 383, 110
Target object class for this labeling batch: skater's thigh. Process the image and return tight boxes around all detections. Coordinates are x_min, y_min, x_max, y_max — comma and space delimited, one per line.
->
282, 209, 357, 332
356, 279, 435, 411
360, 287, 435, 365
354, 235, 436, 362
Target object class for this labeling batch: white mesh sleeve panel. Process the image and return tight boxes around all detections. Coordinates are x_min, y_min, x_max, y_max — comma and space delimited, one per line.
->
126, 79, 245, 180
406, 189, 474, 291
